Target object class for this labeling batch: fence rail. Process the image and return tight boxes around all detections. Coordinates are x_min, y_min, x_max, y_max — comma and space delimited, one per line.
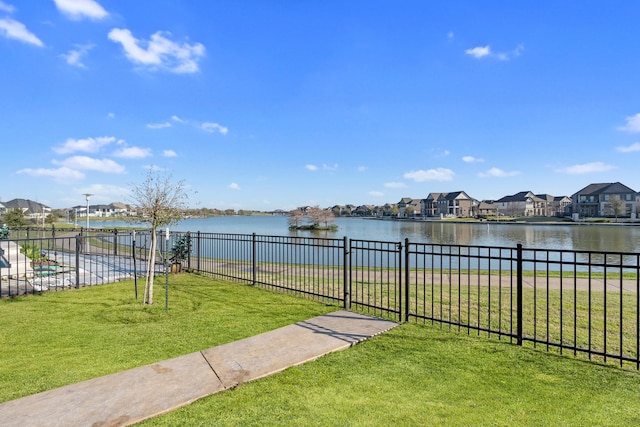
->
1, 227, 638, 369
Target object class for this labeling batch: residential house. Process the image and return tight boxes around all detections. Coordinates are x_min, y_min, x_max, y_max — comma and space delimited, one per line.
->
420, 191, 478, 217
495, 191, 547, 217
571, 182, 638, 218
420, 193, 445, 217
0, 202, 6, 216
110, 202, 131, 216
3, 199, 50, 222
331, 204, 356, 217
379, 203, 399, 217
552, 196, 572, 217
437, 191, 478, 217
477, 200, 498, 216
71, 202, 132, 218
352, 205, 375, 217
397, 198, 421, 217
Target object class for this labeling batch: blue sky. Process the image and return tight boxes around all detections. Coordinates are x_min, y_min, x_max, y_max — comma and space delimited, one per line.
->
2, 1, 640, 211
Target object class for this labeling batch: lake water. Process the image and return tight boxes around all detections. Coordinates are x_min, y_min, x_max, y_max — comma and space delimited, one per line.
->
93, 216, 640, 253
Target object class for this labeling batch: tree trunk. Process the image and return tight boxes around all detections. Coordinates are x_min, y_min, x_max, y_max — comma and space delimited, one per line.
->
144, 229, 157, 305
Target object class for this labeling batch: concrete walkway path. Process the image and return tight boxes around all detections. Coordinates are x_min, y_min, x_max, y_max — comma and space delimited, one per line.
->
0, 310, 398, 427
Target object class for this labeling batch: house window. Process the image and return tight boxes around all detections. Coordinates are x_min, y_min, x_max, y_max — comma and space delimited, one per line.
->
626, 194, 632, 201
603, 195, 609, 201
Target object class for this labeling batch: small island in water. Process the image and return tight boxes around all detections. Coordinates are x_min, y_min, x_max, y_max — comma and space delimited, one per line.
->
287, 206, 338, 231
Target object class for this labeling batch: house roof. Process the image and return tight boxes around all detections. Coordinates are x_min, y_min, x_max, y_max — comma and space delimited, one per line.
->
4, 198, 50, 214
496, 191, 544, 203
478, 201, 497, 210
535, 194, 555, 202
443, 191, 473, 201
426, 192, 445, 201
572, 182, 637, 197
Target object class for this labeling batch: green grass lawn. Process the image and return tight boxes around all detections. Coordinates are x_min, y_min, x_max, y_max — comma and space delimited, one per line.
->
0, 274, 335, 402
141, 323, 640, 427
2, 273, 640, 426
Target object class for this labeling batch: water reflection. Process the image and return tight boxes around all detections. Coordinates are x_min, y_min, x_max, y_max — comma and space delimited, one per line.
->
95, 216, 640, 253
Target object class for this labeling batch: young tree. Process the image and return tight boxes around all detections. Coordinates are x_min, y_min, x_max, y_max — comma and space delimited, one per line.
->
287, 208, 305, 229
129, 170, 188, 305
2, 209, 28, 227
607, 195, 627, 221
306, 206, 324, 226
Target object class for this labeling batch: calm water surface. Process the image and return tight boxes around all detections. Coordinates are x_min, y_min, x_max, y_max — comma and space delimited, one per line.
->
95, 216, 640, 253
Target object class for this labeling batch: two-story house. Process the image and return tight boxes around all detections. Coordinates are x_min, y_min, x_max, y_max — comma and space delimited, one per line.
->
397, 198, 421, 217
420, 193, 445, 217
571, 182, 638, 218
420, 191, 477, 217
495, 191, 548, 217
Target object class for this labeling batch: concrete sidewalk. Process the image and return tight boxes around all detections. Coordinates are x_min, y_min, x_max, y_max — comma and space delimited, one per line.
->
0, 310, 398, 427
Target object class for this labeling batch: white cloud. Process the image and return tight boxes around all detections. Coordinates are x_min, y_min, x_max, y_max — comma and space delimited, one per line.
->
512, 43, 525, 57
556, 162, 615, 175
384, 182, 406, 188
618, 113, 640, 133
0, 17, 44, 47
404, 168, 455, 182
163, 150, 177, 157
304, 163, 337, 172
465, 44, 524, 61
201, 122, 228, 135
369, 191, 384, 197
465, 45, 490, 59
0, 1, 15, 12
108, 28, 205, 74
53, 156, 126, 173
357, 166, 367, 172
478, 167, 519, 178
447, 31, 454, 41
112, 146, 151, 159
60, 44, 93, 68
228, 182, 240, 190
171, 115, 184, 123
462, 156, 484, 163
53, 136, 115, 154
53, 0, 108, 20
616, 142, 640, 153
147, 122, 172, 129
106, 112, 115, 119
16, 166, 84, 182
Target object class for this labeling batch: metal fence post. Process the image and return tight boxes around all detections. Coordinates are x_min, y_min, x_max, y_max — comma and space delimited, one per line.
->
75, 235, 81, 289
252, 233, 257, 286
516, 243, 523, 346
132, 230, 138, 299
186, 232, 191, 272
113, 229, 118, 257
343, 236, 349, 310
196, 231, 201, 272
404, 238, 410, 322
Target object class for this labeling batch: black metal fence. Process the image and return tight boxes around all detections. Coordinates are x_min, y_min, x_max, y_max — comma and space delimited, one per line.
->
1, 227, 639, 370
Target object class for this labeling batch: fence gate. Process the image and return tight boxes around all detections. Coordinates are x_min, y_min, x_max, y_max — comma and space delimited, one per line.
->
348, 239, 403, 320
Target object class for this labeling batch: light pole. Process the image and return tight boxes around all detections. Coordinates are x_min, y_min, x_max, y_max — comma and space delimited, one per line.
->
83, 193, 93, 230
82, 193, 93, 254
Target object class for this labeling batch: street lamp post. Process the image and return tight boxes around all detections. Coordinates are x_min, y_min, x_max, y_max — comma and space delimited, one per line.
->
83, 193, 93, 230
82, 194, 93, 253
